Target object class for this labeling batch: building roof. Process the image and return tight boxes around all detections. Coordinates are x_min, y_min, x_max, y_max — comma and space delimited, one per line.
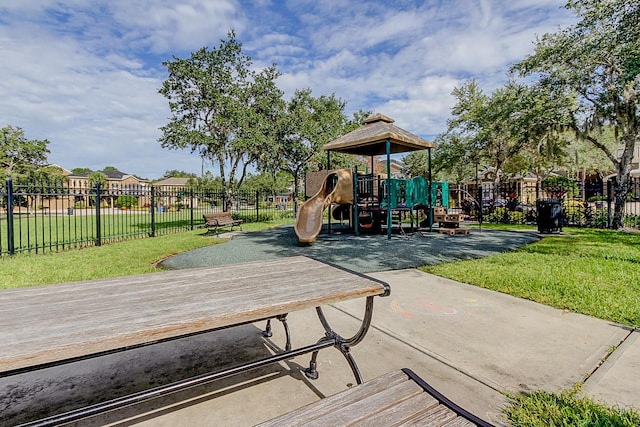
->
66, 168, 148, 183
322, 113, 436, 156
154, 177, 192, 186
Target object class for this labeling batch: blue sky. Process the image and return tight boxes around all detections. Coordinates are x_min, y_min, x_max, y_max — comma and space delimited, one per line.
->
0, 0, 575, 179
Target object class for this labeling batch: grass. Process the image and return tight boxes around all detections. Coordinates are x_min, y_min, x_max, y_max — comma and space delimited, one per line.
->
1, 208, 295, 254
421, 227, 640, 328
504, 385, 640, 427
0, 219, 293, 289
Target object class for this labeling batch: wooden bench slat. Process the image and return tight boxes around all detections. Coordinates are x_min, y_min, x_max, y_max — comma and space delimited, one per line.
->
395, 404, 458, 426
442, 418, 479, 427
0, 257, 388, 374
300, 380, 426, 427
203, 213, 242, 234
258, 369, 492, 427
255, 370, 412, 426
350, 392, 440, 426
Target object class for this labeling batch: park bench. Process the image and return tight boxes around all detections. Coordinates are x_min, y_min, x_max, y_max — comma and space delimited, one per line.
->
203, 212, 243, 235
0, 256, 390, 425
258, 368, 493, 426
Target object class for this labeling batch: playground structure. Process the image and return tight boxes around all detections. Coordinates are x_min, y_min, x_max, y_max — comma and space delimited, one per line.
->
296, 168, 449, 242
294, 112, 447, 243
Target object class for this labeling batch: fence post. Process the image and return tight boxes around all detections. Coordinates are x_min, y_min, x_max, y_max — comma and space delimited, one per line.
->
94, 183, 102, 246
189, 188, 194, 230
476, 182, 483, 225
607, 178, 613, 229
255, 190, 259, 222
6, 178, 15, 255
150, 186, 156, 237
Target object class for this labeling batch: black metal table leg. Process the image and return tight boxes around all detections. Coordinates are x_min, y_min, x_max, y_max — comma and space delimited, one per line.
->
305, 296, 375, 384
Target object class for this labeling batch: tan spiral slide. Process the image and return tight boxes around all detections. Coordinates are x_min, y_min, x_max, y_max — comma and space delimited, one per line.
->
294, 169, 353, 243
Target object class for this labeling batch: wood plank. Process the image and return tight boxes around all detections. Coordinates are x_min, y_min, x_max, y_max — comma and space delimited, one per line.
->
350, 393, 439, 426
259, 370, 485, 427
256, 370, 412, 426
443, 418, 479, 427
299, 380, 425, 427
395, 404, 458, 426
0, 256, 388, 374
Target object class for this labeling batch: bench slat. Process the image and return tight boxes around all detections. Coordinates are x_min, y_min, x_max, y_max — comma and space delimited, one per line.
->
258, 369, 491, 427
256, 370, 412, 426
0, 256, 387, 374
350, 393, 441, 426
396, 404, 458, 426
441, 418, 479, 427
300, 380, 427, 427
203, 213, 242, 234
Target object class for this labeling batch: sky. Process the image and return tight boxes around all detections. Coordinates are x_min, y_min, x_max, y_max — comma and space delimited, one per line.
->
0, 0, 577, 180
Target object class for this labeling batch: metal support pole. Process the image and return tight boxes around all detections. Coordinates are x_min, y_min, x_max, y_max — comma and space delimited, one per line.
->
353, 166, 359, 236
428, 148, 433, 232
94, 184, 101, 247
150, 186, 156, 237
189, 188, 194, 230
255, 190, 259, 221
386, 140, 392, 240
607, 178, 613, 228
327, 151, 332, 235
6, 178, 15, 255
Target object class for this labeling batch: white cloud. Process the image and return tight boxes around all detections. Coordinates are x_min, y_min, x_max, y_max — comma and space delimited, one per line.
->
0, 0, 576, 178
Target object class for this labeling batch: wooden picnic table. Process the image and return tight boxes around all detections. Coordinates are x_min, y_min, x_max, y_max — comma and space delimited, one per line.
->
0, 256, 389, 425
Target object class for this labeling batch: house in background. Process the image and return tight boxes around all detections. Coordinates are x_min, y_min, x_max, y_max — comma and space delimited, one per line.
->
372, 158, 406, 178
61, 168, 150, 209
153, 177, 200, 209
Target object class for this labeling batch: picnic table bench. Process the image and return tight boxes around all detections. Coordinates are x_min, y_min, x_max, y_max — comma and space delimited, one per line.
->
203, 212, 243, 235
0, 256, 389, 425
258, 368, 493, 426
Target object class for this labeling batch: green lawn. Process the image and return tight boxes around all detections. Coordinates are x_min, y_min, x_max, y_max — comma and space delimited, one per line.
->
504, 384, 640, 427
421, 227, 640, 328
0, 219, 293, 289
1, 208, 294, 254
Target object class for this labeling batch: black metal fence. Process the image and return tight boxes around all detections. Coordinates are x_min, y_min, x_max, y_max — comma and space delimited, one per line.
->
449, 176, 640, 229
1, 178, 295, 256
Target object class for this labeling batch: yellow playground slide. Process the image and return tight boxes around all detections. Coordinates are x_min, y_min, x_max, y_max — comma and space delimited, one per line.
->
295, 169, 353, 243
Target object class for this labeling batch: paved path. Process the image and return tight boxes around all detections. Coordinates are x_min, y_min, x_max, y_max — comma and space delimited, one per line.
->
161, 225, 540, 273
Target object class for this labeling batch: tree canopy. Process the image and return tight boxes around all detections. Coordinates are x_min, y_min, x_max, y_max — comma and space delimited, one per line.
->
258, 89, 362, 201
161, 170, 197, 179
158, 30, 283, 205
513, 0, 640, 228
0, 125, 52, 179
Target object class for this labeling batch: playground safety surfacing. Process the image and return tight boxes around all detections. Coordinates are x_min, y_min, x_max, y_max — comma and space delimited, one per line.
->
160, 225, 540, 273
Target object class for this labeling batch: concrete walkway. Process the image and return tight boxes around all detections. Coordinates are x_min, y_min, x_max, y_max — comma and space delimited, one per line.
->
160, 225, 540, 273
150, 226, 638, 425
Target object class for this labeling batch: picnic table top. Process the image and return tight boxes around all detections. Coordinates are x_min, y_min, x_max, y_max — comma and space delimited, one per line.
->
0, 256, 389, 375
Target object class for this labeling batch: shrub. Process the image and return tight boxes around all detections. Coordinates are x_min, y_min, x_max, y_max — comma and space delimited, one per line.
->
115, 195, 137, 209
563, 199, 584, 226
624, 214, 640, 228
484, 207, 524, 224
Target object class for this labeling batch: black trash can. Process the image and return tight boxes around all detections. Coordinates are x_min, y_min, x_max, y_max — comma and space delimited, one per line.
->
536, 199, 562, 233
